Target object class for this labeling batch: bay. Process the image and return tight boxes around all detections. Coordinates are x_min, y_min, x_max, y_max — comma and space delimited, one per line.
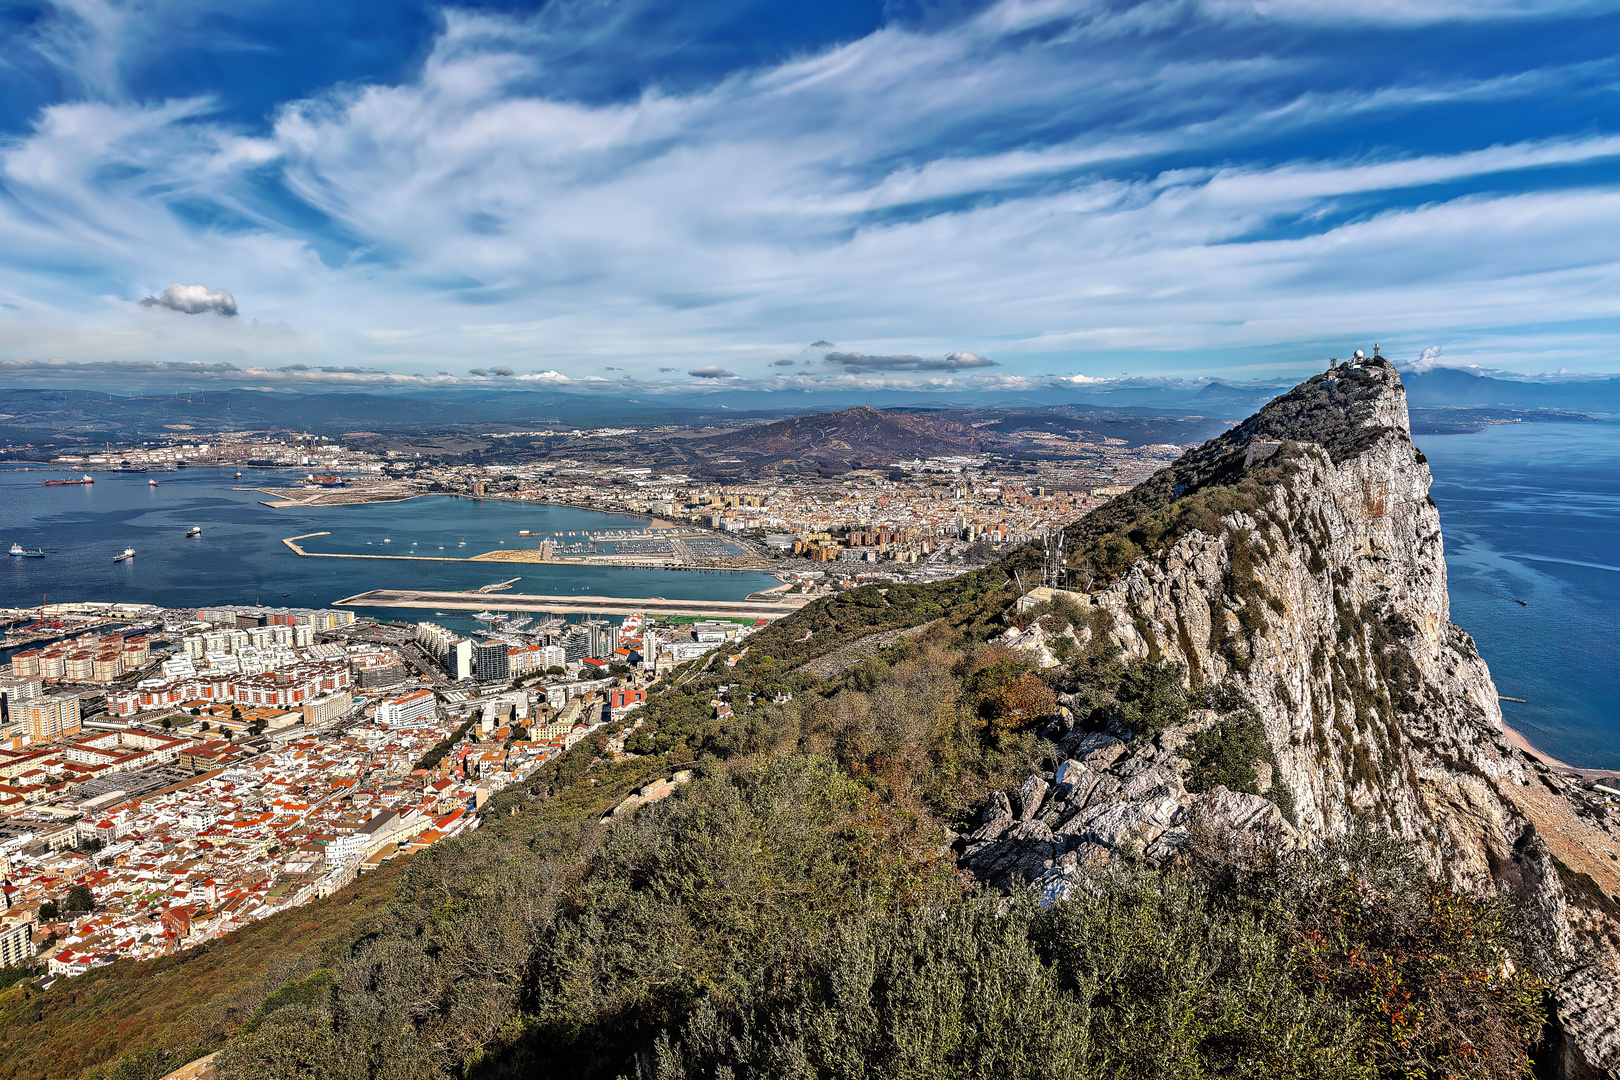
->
0, 467, 781, 641
1420, 420, 1620, 770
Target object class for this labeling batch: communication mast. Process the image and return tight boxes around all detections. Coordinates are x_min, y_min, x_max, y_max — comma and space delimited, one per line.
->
1042, 527, 1066, 590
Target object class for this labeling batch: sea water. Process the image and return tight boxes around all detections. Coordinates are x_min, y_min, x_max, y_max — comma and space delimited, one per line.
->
1420, 420, 1620, 770
0, 468, 780, 639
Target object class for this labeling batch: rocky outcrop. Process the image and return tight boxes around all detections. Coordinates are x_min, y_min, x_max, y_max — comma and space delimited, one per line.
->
960, 359, 1620, 1076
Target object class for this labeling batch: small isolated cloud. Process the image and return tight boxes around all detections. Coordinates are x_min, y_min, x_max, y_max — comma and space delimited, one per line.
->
659, 366, 679, 372
1400, 345, 1445, 372
810, 340, 834, 349
467, 365, 513, 377
139, 283, 239, 317
689, 365, 737, 379
773, 358, 796, 367
825, 350, 997, 373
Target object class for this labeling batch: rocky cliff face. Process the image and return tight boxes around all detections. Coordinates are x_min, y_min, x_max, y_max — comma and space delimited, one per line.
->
965, 359, 1620, 1077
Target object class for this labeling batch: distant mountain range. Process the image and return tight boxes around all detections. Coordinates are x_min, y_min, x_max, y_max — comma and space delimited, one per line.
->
1, 367, 1614, 453
1401, 368, 1620, 412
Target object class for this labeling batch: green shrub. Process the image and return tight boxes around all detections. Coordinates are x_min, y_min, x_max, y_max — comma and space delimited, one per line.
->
1115, 659, 1188, 738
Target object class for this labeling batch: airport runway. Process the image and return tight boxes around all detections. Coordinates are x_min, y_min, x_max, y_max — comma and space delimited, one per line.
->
333, 588, 810, 619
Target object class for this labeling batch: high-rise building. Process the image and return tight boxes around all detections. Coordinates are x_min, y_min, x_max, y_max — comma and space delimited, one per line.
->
473, 642, 509, 684
0, 917, 32, 968
450, 639, 475, 681
584, 621, 620, 658
562, 630, 591, 664
21, 695, 81, 743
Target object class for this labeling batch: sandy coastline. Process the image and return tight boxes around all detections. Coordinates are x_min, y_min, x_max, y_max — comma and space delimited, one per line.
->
1501, 718, 1574, 769
1499, 718, 1617, 779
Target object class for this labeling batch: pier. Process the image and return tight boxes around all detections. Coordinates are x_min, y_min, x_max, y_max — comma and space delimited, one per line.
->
333, 588, 811, 620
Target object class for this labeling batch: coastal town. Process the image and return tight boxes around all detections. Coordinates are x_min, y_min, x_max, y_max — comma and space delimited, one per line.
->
0, 418, 1187, 989
0, 598, 765, 984
32, 424, 1187, 582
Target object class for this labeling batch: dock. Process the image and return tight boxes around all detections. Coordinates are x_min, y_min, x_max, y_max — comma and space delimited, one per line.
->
333, 588, 811, 620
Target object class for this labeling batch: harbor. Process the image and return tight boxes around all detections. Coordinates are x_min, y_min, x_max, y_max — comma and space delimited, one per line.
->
1, 467, 783, 617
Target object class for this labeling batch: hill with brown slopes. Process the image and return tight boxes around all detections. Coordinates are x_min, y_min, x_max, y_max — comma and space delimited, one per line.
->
680, 406, 999, 472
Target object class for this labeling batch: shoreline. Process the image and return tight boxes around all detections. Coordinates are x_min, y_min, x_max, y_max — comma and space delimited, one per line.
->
1501, 718, 1574, 769
1500, 717, 1615, 778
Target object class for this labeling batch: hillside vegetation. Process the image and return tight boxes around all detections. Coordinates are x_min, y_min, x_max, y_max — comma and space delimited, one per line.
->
3, 361, 1561, 1078
0, 857, 409, 1080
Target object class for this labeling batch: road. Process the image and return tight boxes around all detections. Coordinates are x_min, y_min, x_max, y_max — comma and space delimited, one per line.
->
333, 588, 811, 620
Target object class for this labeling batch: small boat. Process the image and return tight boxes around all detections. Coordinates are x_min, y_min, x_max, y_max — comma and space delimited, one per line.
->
282, 592, 291, 597
382, 537, 391, 544
113, 547, 135, 563
458, 540, 466, 547
474, 611, 496, 621
148, 479, 160, 487
234, 471, 243, 479
186, 526, 202, 537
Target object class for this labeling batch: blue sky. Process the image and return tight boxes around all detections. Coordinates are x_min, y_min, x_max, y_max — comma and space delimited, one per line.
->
0, 0, 1617, 395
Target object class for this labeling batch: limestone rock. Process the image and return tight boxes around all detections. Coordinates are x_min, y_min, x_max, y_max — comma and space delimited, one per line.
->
1015, 774, 1049, 822
955, 359, 1620, 1073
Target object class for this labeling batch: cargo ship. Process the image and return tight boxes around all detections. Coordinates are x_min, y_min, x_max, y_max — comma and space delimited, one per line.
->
113, 547, 135, 563
45, 474, 94, 486
307, 473, 346, 486
8, 544, 44, 558
186, 526, 202, 537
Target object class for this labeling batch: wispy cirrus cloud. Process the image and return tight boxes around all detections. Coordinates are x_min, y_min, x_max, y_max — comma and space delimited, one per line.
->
0, 0, 1615, 391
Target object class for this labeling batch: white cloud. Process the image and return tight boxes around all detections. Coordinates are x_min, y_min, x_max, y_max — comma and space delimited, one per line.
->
0, 0, 1616, 386
140, 283, 238, 316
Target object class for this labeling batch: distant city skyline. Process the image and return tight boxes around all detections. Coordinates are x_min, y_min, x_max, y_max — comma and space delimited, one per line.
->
2, 0, 1618, 393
